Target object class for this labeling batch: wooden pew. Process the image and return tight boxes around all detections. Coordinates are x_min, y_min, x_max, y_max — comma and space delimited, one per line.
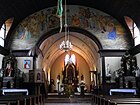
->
105, 97, 140, 105
92, 94, 140, 105
109, 98, 140, 105
0, 94, 44, 105
111, 101, 140, 105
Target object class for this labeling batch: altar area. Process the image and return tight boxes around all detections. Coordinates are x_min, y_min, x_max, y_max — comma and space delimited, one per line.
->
55, 60, 88, 96
48, 53, 94, 96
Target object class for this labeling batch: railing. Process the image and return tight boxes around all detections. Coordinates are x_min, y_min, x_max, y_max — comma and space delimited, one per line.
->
91, 94, 140, 105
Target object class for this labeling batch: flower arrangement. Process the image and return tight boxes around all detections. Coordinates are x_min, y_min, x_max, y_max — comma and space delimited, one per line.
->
64, 84, 74, 96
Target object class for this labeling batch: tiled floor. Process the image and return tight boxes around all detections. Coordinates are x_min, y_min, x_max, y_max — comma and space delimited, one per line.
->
45, 103, 91, 105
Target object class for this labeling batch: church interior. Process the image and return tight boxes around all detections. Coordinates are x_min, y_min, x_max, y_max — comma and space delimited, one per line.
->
0, 0, 140, 104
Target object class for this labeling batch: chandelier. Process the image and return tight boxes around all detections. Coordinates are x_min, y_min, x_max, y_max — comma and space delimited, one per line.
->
59, 0, 72, 51
59, 40, 72, 51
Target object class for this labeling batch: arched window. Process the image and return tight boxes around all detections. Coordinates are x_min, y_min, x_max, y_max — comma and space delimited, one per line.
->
71, 54, 76, 65
65, 54, 70, 65
0, 18, 14, 47
0, 24, 5, 47
133, 23, 140, 46
64, 54, 76, 65
5, 18, 14, 37
124, 16, 140, 46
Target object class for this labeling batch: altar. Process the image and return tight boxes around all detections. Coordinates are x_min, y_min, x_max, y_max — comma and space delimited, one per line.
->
62, 63, 79, 85
0, 52, 27, 91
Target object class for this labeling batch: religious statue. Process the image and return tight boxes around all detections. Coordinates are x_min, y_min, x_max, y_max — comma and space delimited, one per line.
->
134, 66, 140, 77
56, 74, 60, 93
90, 80, 95, 93
57, 74, 60, 81
5, 62, 14, 77
81, 74, 84, 81
2, 51, 17, 77
106, 64, 111, 77
77, 75, 87, 95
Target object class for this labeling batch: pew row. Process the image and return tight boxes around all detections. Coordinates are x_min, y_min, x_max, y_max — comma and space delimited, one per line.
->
0, 94, 44, 105
92, 94, 140, 105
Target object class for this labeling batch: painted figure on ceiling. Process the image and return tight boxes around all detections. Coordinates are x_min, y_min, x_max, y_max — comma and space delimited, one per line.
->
107, 23, 116, 39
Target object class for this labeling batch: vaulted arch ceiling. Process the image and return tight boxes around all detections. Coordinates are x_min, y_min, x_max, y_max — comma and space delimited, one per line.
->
1, 0, 140, 47
39, 32, 100, 70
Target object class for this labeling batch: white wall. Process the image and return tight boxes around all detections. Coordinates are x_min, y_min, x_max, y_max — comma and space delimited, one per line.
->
136, 53, 140, 68
16, 57, 33, 82
0, 54, 4, 69
36, 54, 43, 70
105, 57, 121, 82
16, 57, 33, 72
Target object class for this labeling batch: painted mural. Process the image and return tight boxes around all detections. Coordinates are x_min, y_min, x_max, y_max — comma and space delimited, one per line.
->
11, 5, 131, 50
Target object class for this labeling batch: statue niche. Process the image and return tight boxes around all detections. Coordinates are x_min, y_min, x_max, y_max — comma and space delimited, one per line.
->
2, 53, 17, 77
62, 63, 78, 84
1, 52, 18, 88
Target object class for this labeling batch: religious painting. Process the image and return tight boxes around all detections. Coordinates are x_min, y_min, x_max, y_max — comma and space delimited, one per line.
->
11, 5, 131, 50
23, 60, 31, 69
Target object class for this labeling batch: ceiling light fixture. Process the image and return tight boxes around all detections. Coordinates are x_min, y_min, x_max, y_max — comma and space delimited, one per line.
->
59, 0, 72, 52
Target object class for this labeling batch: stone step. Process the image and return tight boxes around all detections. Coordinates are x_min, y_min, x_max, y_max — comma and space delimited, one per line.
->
47, 92, 92, 98
46, 96, 92, 103
46, 92, 92, 103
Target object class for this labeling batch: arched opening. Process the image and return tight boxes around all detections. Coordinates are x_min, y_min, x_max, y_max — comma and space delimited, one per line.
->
0, 18, 14, 47
36, 27, 102, 94
124, 16, 140, 46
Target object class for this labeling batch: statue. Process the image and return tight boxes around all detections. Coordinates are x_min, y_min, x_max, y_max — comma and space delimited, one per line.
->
56, 74, 60, 93
81, 74, 84, 81
2, 51, 17, 77
5, 62, 14, 77
106, 64, 111, 77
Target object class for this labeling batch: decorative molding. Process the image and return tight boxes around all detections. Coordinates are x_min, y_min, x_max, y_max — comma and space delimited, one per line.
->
0, 46, 9, 56
37, 27, 103, 50
99, 49, 127, 57
129, 44, 140, 56
12, 50, 29, 57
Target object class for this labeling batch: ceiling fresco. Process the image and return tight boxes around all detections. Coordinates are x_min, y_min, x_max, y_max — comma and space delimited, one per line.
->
10, 5, 130, 50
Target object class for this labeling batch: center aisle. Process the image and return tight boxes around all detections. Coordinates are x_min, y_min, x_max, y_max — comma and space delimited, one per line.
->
45, 103, 91, 105
45, 92, 92, 105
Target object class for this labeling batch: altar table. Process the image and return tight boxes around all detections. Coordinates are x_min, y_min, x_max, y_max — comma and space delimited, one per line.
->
109, 89, 137, 95
0, 89, 28, 95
